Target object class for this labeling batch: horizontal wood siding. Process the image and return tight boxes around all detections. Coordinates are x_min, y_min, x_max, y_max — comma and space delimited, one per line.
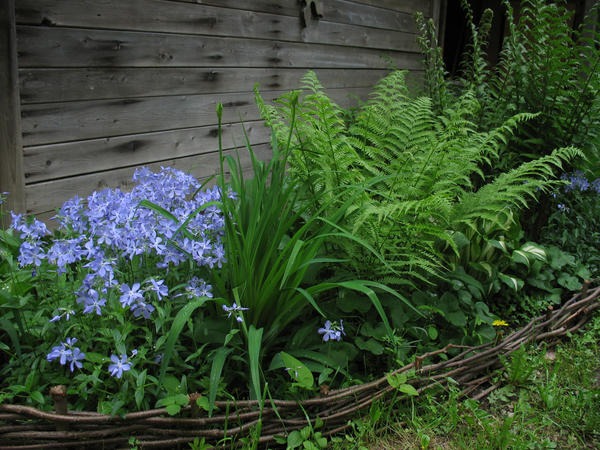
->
14, 0, 437, 216
0, 0, 25, 221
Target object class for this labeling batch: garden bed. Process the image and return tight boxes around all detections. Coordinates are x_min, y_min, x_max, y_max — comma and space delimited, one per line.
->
1, 283, 598, 449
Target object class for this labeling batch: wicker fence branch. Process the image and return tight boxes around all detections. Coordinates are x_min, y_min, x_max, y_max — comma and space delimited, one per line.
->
1, 284, 598, 449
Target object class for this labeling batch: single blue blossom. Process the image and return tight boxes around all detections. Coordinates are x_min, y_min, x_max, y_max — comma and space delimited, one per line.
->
318, 320, 345, 342
47, 343, 71, 366
108, 354, 132, 379
130, 298, 155, 319
81, 290, 106, 315
119, 282, 144, 307
145, 277, 168, 300
222, 302, 249, 322
70, 347, 85, 371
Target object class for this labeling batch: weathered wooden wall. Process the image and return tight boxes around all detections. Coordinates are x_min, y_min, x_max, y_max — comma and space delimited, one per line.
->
6, 0, 441, 218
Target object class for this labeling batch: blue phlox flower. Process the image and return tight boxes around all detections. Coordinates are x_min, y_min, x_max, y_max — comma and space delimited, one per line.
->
108, 354, 132, 379
50, 308, 75, 323
592, 178, 600, 194
47, 343, 71, 365
318, 320, 346, 342
11, 214, 49, 241
47, 337, 85, 372
157, 245, 187, 268
212, 244, 226, 268
222, 302, 248, 322
70, 347, 85, 371
145, 277, 168, 300
55, 195, 87, 233
185, 277, 213, 299
130, 298, 155, 319
47, 236, 86, 270
85, 255, 116, 284
119, 282, 144, 307
81, 290, 106, 315
17, 240, 46, 267
563, 171, 590, 192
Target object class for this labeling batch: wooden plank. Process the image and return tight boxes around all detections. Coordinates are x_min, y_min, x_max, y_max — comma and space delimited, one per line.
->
20, 87, 373, 146
321, 0, 421, 31
16, 26, 425, 69
16, 0, 420, 51
175, 0, 299, 17
0, 0, 25, 217
19, 67, 390, 103
351, 0, 433, 14
25, 143, 273, 215
23, 120, 271, 183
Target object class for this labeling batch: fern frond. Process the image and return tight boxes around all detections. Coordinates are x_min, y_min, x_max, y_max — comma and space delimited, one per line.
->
452, 146, 583, 225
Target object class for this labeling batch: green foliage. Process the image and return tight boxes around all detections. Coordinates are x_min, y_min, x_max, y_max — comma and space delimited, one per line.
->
257, 70, 580, 293
541, 172, 600, 277
343, 319, 600, 449
419, 1, 600, 249
427, 0, 600, 170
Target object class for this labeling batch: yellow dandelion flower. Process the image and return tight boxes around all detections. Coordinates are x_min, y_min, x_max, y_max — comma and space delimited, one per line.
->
492, 319, 509, 327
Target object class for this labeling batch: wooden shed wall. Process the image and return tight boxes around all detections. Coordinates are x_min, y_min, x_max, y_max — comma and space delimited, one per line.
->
4, 0, 441, 218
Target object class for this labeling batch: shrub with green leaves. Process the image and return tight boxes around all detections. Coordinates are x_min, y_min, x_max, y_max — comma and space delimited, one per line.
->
257, 70, 580, 292
420, 0, 600, 171
418, 0, 600, 243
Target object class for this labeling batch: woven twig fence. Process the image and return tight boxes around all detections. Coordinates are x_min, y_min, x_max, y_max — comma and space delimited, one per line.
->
1, 283, 599, 449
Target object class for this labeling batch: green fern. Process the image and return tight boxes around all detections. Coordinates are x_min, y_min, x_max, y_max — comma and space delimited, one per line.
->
257, 71, 581, 287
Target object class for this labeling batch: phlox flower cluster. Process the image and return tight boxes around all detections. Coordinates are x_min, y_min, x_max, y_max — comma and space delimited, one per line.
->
46, 338, 85, 372
555, 171, 600, 212
561, 171, 600, 194
12, 167, 224, 378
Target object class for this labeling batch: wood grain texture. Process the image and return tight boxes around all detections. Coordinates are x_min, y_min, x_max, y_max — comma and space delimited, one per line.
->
14, 0, 435, 216
25, 143, 273, 215
0, 0, 25, 216
352, 0, 433, 14
19, 67, 391, 103
21, 87, 372, 147
16, 26, 424, 69
23, 120, 270, 183
15, 0, 421, 51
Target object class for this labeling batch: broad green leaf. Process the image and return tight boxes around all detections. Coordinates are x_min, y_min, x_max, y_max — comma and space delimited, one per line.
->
248, 325, 264, 405
287, 430, 304, 449
498, 273, 523, 291
399, 384, 419, 397
520, 243, 546, 261
488, 239, 508, 252
386, 372, 407, 388
354, 337, 384, 355
446, 310, 467, 327
280, 351, 314, 390
159, 297, 212, 384
512, 250, 531, 267
208, 346, 232, 417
